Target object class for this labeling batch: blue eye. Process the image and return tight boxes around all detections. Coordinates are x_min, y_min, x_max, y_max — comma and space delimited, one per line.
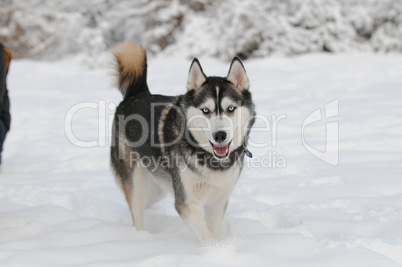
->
228, 106, 236, 112
202, 107, 210, 114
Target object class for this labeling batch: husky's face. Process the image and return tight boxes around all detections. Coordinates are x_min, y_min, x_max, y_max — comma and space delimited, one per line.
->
182, 58, 255, 160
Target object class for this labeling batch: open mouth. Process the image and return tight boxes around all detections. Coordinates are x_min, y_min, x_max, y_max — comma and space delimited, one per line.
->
210, 141, 231, 159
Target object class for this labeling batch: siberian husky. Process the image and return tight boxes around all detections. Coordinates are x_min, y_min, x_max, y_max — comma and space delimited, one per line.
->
110, 43, 255, 243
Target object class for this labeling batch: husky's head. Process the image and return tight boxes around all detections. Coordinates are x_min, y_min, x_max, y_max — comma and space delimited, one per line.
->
182, 57, 255, 160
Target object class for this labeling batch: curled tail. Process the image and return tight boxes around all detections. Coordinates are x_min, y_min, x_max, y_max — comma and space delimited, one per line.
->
111, 43, 149, 99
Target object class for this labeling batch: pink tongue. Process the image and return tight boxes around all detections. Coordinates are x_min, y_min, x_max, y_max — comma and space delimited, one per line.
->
213, 144, 229, 156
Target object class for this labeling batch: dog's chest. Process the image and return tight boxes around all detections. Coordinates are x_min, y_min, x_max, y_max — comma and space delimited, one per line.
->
180, 165, 241, 204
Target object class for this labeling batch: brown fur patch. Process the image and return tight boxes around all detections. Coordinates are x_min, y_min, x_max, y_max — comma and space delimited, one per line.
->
111, 43, 145, 95
3, 47, 11, 70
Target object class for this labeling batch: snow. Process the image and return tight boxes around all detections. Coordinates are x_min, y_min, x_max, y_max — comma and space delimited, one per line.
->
1, 53, 402, 266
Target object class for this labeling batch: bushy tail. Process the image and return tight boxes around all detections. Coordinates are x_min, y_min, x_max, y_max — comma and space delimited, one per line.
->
111, 43, 149, 99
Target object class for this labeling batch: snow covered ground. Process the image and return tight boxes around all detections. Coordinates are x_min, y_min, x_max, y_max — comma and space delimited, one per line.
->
1, 53, 402, 266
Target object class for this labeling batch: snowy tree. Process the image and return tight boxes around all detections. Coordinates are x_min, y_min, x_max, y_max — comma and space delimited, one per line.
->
1, 0, 402, 61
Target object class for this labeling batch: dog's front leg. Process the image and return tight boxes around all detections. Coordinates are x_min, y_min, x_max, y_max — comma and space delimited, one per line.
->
175, 202, 214, 243
205, 198, 228, 238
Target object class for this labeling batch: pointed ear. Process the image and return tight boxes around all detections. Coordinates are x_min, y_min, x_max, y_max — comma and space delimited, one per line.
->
187, 58, 207, 91
227, 57, 250, 90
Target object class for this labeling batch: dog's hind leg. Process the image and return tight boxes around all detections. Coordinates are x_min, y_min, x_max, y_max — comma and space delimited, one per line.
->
110, 156, 136, 226
120, 178, 135, 226
112, 170, 137, 227
115, 162, 163, 230
129, 164, 148, 230
112, 163, 145, 229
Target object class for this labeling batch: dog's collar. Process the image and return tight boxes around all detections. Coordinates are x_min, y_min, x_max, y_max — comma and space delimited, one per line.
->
243, 140, 253, 158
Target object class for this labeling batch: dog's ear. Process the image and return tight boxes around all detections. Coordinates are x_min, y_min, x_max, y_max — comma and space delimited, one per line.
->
227, 57, 249, 91
187, 58, 207, 91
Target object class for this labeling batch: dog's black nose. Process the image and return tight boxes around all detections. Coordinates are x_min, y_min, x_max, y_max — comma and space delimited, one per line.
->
213, 131, 227, 143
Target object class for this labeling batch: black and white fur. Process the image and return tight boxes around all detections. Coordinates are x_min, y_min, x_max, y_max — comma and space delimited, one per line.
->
110, 43, 255, 243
